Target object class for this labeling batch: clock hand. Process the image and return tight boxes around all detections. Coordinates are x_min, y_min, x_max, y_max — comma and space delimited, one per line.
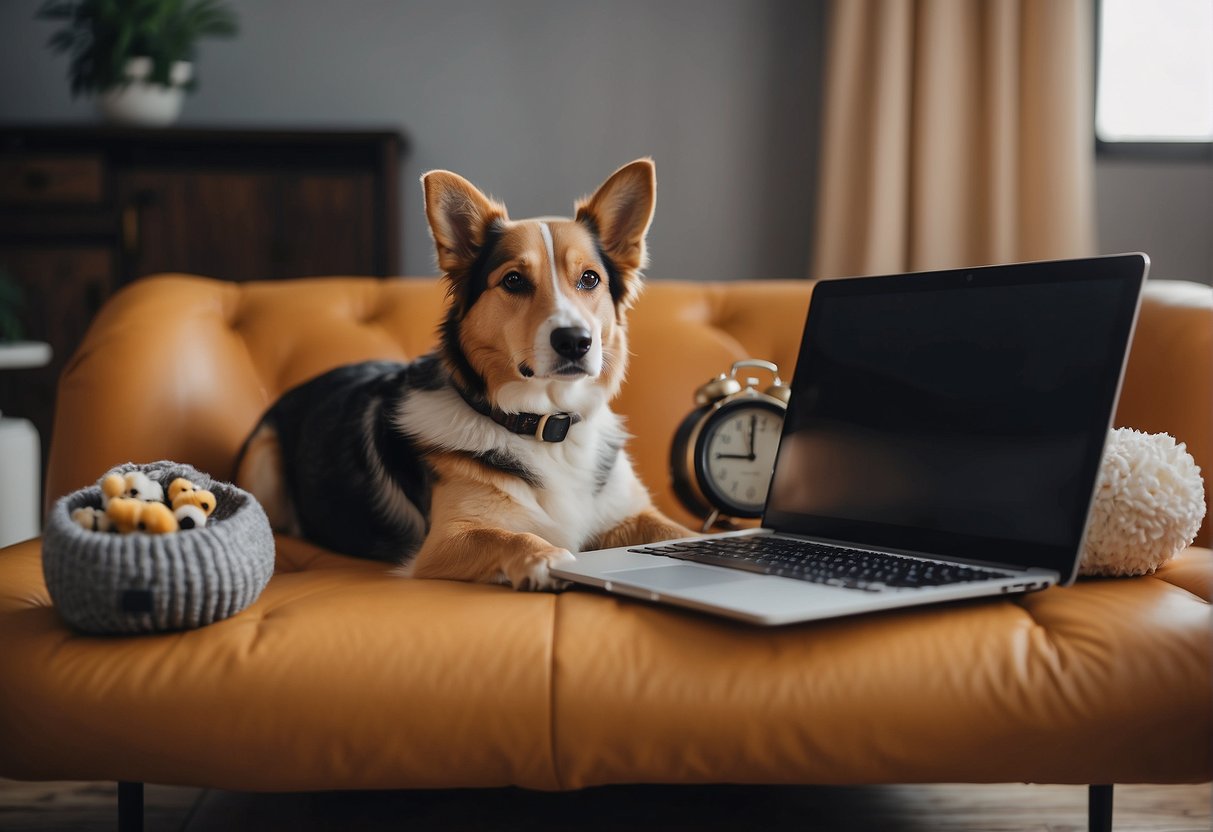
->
747, 415, 756, 456
716, 446, 757, 463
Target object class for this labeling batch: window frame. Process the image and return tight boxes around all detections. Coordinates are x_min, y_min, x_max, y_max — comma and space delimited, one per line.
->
1093, 0, 1213, 162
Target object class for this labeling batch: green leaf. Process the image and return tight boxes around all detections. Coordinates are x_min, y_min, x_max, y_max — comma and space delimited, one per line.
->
113, 18, 132, 64
38, 0, 238, 92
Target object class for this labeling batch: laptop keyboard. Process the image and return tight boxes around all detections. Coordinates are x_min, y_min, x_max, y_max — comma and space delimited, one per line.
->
627, 536, 1012, 592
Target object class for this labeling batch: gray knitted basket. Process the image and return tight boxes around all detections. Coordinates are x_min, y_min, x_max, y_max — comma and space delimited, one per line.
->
42, 461, 275, 634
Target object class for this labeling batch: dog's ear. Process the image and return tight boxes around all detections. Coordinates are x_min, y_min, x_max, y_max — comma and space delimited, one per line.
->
421, 170, 508, 278
575, 159, 655, 309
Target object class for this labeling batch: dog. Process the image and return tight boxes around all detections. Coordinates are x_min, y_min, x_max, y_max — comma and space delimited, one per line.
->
235, 159, 694, 590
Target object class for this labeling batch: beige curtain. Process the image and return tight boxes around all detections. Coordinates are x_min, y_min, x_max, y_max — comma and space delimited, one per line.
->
812, 0, 1096, 279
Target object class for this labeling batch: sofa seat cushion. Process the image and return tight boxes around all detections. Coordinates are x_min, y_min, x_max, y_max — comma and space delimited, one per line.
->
1, 537, 1209, 790
0, 538, 560, 791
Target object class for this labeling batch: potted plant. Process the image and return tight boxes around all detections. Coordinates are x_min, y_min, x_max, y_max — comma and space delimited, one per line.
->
0, 267, 52, 370
38, 0, 238, 126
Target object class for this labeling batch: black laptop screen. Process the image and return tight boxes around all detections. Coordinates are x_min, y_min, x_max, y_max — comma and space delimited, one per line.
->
763, 256, 1146, 578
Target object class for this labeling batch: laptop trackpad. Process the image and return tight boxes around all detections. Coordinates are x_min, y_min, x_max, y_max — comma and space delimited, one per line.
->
603, 564, 760, 591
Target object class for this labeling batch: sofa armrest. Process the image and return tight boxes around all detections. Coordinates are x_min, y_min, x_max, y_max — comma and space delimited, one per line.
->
1115, 279, 1213, 546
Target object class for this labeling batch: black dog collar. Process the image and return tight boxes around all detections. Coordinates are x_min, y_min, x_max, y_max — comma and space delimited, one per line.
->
453, 382, 582, 443
489, 410, 581, 442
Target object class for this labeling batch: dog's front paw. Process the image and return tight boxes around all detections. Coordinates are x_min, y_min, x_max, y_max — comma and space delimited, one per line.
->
649, 522, 699, 542
508, 548, 576, 592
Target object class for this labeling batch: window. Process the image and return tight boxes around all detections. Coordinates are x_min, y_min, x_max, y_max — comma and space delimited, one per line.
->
1096, 0, 1213, 156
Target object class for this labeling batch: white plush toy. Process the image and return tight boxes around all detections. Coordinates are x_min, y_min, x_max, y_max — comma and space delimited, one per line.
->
1079, 428, 1207, 577
99, 470, 164, 507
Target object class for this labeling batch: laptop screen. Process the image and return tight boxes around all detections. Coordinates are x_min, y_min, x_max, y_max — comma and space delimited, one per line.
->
764, 255, 1147, 578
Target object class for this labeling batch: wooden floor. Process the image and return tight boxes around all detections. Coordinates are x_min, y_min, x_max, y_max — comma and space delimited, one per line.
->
0, 779, 1209, 831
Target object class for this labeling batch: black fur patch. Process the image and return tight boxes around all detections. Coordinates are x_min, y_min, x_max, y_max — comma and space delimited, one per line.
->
598, 245, 626, 309
579, 216, 627, 309
375, 390, 433, 522
258, 361, 431, 563
452, 220, 505, 313
437, 222, 511, 399
594, 438, 622, 495
406, 353, 449, 391
456, 448, 543, 489
440, 312, 487, 399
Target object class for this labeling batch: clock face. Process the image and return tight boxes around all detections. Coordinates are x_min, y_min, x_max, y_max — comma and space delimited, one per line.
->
697, 401, 784, 515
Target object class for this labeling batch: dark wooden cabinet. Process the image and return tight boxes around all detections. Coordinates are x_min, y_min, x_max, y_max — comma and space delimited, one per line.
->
0, 125, 405, 482
115, 165, 383, 280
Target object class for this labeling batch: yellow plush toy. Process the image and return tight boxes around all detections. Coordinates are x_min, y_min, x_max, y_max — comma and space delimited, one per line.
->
74, 472, 158, 532
169, 478, 216, 530
74, 471, 218, 534
106, 496, 179, 534
167, 478, 197, 503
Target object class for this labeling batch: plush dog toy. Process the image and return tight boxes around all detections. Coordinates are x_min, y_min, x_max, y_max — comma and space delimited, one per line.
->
70, 506, 111, 533
168, 478, 216, 529
1079, 428, 1207, 577
105, 496, 179, 534
73, 472, 216, 535
167, 477, 197, 503
100, 471, 164, 507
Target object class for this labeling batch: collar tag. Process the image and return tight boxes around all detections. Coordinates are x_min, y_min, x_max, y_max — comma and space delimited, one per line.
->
537, 412, 573, 443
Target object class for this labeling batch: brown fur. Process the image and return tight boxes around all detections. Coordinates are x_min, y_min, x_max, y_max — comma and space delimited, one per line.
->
455, 220, 630, 398
408, 162, 687, 586
235, 423, 299, 535
589, 509, 695, 551
243, 160, 694, 590
404, 452, 574, 587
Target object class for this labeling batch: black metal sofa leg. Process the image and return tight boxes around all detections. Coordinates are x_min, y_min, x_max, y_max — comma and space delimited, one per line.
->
1089, 784, 1113, 832
109, 780, 1115, 832
118, 781, 143, 832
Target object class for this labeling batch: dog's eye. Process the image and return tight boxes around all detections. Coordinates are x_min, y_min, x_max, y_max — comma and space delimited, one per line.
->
578, 270, 601, 290
501, 272, 529, 294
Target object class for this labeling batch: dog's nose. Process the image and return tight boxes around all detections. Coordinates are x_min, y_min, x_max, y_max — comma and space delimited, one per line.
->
551, 327, 592, 360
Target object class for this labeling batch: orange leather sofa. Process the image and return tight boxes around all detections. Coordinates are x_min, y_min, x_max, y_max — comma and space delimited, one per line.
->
1, 275, 1209, 808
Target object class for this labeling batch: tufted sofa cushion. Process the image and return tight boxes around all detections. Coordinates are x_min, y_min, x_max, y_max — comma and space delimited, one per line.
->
41, 275, 1213, 543
0, 274, 1208, 791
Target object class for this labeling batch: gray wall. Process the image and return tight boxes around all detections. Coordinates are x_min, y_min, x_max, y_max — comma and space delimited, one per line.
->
1096, 160, 1213, 284
4, 1, 1209, 285
0, 0, 826, 281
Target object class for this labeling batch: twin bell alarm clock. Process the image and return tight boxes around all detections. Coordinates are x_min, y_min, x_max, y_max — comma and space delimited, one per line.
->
670, 359, 789, 530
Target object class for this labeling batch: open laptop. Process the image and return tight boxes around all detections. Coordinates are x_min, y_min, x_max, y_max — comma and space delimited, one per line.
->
554, 254, 1149, 625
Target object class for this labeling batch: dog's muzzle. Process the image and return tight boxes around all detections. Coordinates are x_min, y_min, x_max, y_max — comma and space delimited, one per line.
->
550, 327, 592, 361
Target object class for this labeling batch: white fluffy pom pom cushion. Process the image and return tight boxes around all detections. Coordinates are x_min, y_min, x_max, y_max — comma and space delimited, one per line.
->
1079, 428, 1207, 577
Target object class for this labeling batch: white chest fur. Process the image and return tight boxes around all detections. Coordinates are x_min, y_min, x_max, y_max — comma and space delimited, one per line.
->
396, 387, 649, 551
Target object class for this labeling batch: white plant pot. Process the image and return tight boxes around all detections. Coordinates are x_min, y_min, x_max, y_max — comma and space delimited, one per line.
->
97, 57, 193, 127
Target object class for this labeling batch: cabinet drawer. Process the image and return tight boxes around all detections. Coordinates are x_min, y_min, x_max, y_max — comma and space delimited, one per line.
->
0, 155, 105, 204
